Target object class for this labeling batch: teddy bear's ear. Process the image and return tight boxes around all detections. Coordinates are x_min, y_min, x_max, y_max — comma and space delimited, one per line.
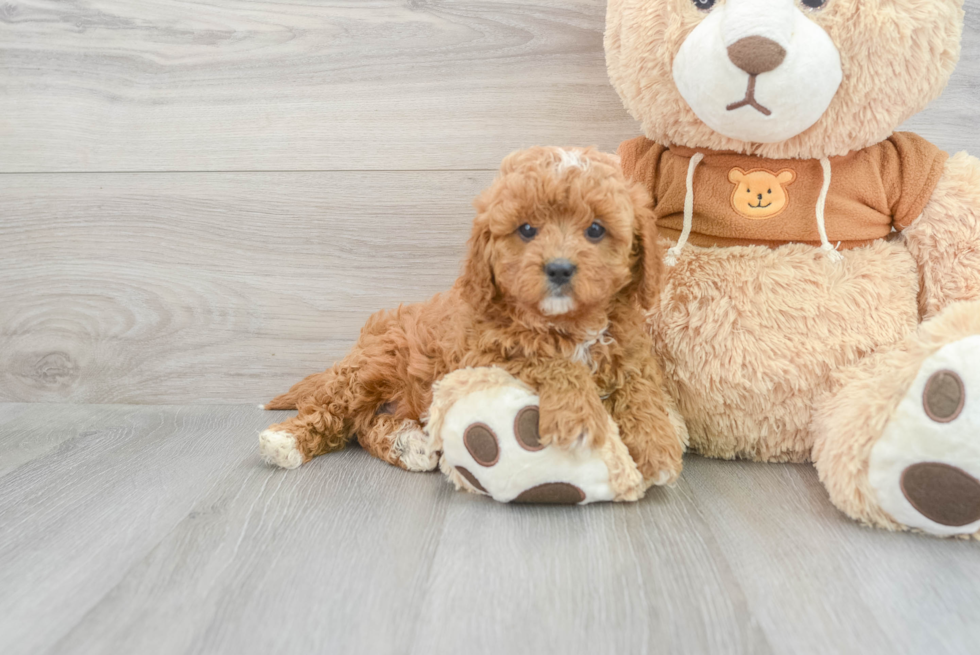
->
728, 168, 747, 184
625, 180, 662, 311
776, 169, 797, 185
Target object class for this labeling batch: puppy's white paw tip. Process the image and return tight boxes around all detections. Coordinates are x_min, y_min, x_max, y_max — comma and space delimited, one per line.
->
390, 421, 440, 472
259, 430, 304, 469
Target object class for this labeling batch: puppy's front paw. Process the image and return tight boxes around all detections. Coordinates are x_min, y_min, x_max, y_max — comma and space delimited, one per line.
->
538, 400, 609, 450
389, 420, 440, 472
259, 429, 304, 469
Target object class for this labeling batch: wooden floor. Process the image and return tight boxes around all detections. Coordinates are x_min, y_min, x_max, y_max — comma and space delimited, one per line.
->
5, 2, 980, 653
1, 403, 978, 655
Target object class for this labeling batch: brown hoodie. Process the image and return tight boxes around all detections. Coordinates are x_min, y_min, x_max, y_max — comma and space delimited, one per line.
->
619, 132, 948, 250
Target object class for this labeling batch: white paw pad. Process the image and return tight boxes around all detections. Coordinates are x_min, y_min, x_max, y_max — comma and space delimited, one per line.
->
869, 336, 980, 536
438, 385, 640, 504
259, 430, 304, 469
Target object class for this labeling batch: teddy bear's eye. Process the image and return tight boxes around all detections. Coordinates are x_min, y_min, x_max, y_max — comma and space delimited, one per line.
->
801, 0, 827, 9
692, 0, 715, 11
767, 189, 772, 194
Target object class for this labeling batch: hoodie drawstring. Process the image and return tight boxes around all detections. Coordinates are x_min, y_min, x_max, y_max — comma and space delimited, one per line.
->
664, 153, 843, 266
664, 152, 704, 267
815, 157, 843, 262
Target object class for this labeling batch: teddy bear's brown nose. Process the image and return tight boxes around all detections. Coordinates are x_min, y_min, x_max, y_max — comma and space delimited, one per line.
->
727, 36, 787, 75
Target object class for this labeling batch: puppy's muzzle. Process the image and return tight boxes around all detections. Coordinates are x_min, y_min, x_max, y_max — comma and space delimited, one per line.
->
544, 258, 577, 289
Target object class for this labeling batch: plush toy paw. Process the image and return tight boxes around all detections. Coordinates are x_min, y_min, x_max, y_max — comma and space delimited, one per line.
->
869, 335, 980, 536
427, 367, 645, 504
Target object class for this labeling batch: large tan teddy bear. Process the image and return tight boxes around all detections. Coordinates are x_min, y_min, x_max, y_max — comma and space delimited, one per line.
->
605, 0, 980, 536
431, 0, 980, 535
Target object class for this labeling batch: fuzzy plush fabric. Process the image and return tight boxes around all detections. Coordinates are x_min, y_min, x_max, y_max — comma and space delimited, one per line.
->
813, 301, 980, 535
608, 0, 980, 536
904, 152, 980, 320
606, 0, 963, 159
651, 237, 920, 463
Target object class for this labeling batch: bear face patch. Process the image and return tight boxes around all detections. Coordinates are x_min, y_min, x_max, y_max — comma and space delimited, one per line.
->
728, 167, 796, 219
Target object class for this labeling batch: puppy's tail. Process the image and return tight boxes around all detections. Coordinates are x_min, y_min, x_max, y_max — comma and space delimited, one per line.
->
264, 388, 300, 410
263, 371, 329, 410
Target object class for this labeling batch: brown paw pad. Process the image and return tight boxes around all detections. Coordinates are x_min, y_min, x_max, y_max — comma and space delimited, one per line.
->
514, 406, 543, 451
455, 466, 488, 494
512, 482, 586, 505
923, 370, 965, 423
463, 423, 500, 467
900, 462, 980, 527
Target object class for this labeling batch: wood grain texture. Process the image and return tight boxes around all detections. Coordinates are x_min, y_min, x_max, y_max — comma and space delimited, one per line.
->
0, 0, 637, 172
1, 0, 978, 173
0, 171, 490, 403
2, 403, 979, 655
406, 486, 769, 655
683, 458, 980, 655
0, 403, 292, 654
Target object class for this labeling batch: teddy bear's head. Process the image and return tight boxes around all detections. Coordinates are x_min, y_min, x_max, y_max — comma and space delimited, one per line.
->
605, 0, 964, 159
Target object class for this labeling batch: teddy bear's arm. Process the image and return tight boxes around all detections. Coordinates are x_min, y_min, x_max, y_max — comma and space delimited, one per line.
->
901, 151, 980, 319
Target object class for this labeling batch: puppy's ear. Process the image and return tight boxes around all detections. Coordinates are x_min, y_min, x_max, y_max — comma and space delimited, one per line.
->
624, 180, 662, 311
457, 198, 497, 311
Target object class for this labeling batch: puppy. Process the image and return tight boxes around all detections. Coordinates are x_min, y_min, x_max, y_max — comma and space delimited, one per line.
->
260, 146, 684, 485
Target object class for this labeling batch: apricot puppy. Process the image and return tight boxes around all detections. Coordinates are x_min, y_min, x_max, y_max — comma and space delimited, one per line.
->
260, 146, 684, 485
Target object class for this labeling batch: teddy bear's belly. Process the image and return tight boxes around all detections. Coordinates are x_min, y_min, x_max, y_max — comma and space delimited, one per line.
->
651, 238, 920, 463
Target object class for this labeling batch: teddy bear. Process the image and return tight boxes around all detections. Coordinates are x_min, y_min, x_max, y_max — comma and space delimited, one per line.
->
431, 0, 980, 537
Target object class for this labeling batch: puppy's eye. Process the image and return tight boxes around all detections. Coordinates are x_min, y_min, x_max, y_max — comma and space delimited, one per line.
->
801, 0, 826, 8
517, 223, 538, 241
692, 0, 715, 11
585, 221, 606, 243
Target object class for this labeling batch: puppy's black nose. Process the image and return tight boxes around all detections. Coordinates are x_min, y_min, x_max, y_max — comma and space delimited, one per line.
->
545, 259, 577, 285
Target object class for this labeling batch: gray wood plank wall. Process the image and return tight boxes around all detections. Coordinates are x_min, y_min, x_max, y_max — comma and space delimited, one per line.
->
3, 0, 980, 404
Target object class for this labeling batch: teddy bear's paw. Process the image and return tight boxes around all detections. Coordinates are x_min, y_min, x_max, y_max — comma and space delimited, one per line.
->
259, 429, 304, 469
436, 381, 644, 504
388, 419, 440, 472
869, 336, 980, 536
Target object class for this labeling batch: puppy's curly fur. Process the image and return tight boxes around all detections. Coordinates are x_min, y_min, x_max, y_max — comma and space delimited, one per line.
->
263, 146, 684, 483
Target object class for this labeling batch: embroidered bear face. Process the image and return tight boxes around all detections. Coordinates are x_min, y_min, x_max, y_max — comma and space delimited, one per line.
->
728, 168, 796, 219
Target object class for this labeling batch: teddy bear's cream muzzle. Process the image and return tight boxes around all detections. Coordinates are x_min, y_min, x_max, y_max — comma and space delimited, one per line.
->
672, 0, 842, 144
